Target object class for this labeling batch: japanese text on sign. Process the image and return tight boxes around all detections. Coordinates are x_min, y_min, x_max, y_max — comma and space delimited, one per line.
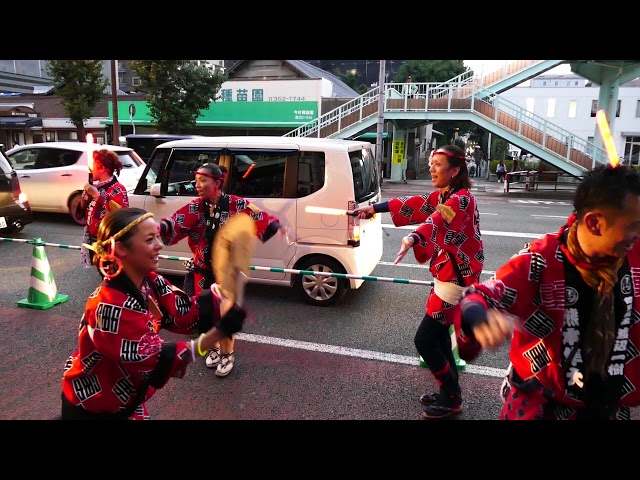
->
392, 140, 405, 164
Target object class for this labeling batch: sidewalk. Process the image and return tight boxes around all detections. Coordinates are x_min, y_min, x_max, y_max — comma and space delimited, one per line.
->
381, 174, 576, 201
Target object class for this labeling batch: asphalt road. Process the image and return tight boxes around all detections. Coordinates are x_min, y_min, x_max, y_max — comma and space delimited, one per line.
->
3, 182, 633, 421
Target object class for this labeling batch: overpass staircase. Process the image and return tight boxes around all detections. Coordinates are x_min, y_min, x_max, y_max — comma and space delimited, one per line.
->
283, 60, 607, 177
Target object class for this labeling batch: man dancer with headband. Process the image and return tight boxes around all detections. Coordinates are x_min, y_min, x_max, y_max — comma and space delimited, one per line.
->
158, 163, 287, 377
352, 145, 484, 419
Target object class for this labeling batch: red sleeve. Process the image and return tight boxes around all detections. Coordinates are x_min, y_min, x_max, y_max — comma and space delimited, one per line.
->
149, 273, 200, 333
411, 193, 469, 264
387, 194, 435, 227
106, 182, 129, 209
461, 241, 547, 329
160, 199, 203, 246
85, 286, 189, 377
229, 195, 280, 243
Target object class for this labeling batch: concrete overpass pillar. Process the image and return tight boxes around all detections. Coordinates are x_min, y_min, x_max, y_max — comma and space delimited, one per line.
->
390, 126, 407, 181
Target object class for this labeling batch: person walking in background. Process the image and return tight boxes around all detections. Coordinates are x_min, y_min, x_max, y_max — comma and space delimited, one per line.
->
473, 146, 484, 178
511, 158, 521, 182
61, 208, 247, 419
466, 157, 476, 177
80, 149, 129, 269
158, 163, 287, 377
351, 145, 484, 419
458, 163, 640, 420
496, 159, 507, 182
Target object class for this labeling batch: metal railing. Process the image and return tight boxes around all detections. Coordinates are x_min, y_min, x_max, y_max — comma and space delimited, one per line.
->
503, 170, 583, 192
283, 65, 607, 175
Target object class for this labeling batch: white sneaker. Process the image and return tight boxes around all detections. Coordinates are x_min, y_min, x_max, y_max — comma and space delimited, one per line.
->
204, 347, 221, 368
215, 352, 235, 377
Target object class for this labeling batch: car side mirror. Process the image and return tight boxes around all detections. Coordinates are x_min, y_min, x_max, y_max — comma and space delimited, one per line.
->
150, 183, 163, 197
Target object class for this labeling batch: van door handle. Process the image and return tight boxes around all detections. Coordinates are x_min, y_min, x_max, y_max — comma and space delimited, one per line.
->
61, 173, 73, 176
20, 175, 30, 178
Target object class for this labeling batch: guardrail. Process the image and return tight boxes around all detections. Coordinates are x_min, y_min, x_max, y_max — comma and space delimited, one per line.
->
504, 170, 582, 192
0, 237, 436, 287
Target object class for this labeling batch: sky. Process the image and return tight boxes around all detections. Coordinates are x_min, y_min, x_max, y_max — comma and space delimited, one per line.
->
463, 60, 571, 76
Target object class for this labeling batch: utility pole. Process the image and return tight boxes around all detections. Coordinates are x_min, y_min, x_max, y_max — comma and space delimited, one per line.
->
110, 60, 120, 146
375, 60, 386, 176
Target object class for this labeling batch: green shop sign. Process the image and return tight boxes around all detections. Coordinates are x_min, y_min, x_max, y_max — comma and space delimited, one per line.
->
104, 101, 318, 128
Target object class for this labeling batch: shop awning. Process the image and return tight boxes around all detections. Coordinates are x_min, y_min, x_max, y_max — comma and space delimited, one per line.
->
0, 117, 43, 128
356, 132, 389, 139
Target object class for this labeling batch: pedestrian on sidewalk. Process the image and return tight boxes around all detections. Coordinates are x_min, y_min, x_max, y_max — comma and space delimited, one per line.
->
458, 163, 640, 419
496, 159, 507, 182
351, 145, 484, 419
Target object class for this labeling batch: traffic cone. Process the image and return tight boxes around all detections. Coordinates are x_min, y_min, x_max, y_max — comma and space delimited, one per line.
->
419, 324, 466, 371
17, 238, 69, 310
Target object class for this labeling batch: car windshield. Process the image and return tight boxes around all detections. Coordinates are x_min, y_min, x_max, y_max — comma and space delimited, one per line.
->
116, 150, 144, 168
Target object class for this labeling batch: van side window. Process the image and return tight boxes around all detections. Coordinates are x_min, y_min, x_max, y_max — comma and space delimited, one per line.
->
296, 152, 325, 198
230, 151, 288, 198
137, 148, 169, 194
350, 147, 379, 203
166, 149, 221, 196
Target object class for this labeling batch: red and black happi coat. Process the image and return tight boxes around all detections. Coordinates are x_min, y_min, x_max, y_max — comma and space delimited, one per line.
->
387, 188, 484, 325
61, 271, 218, 419
463, 225, 640, 420
160, 194, 280, 294
85, 176, 129, 238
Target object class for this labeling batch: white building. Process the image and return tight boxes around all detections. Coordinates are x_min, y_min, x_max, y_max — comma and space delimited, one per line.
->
499, 73, 640, 165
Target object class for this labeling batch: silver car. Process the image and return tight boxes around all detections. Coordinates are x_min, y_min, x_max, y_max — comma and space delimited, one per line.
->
6, 142, 145, 225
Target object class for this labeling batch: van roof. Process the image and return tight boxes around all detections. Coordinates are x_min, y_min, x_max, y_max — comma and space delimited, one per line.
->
124, 134, 202, 139
156, 136, 372, 151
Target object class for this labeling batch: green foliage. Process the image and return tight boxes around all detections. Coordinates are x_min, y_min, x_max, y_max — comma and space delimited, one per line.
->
394, 60, 466, 83
332, 68, 365, 93
128, 60, 227, 133
46, 60, 109, 137
491, 138, 509, 160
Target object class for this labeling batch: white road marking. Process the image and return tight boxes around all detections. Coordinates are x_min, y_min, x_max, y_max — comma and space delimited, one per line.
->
531, 215, 567, 218
508, 199, 570, 205
236, 333, 509, 378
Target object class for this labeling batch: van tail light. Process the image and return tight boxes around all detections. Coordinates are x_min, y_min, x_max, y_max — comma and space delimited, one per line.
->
19, 192, 28, 204
11, 175, 23, 201
347, 200, 361, 247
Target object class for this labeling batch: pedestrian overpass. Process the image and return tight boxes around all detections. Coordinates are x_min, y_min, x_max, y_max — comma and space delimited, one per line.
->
283, 60, 640, 177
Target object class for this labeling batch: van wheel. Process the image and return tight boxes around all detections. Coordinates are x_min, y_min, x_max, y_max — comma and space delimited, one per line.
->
69, 193, 86, 226
295, 256, 348, 307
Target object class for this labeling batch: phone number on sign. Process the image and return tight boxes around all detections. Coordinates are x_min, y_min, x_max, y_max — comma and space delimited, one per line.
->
268, 97, 306, 101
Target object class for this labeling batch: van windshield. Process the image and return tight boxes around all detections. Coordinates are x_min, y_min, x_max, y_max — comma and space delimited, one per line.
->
350, 147, 379, 203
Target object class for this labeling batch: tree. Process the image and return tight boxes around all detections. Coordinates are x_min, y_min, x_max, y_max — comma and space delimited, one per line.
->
46, 60, 109, 140
491, 138, 509, 160
128, 60, 227, 133
332, 68, 368, 94
394, 60, 467, 83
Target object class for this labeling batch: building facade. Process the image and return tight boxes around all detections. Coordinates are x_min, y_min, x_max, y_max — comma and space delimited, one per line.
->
499, 73, 640, 165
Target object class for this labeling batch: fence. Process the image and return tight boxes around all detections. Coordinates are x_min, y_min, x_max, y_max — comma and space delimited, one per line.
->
504, 170, 582, 193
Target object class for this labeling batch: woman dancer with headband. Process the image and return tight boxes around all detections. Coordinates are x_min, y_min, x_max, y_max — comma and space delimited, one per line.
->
352, 145, 484, 419
60, 207, 246, 420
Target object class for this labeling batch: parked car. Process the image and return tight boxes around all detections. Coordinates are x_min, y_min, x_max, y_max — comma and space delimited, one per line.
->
5, 142, 146, 225
127, 136, 383, 306
119, 134, 201, 163
0, 150, 34, 234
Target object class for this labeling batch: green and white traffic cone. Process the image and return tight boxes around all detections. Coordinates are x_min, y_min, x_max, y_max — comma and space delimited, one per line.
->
17, 238, 69, 310
419, 324, 466, 371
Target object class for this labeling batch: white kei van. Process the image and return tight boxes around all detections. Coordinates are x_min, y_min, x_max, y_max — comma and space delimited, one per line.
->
127, 136, 383, 306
